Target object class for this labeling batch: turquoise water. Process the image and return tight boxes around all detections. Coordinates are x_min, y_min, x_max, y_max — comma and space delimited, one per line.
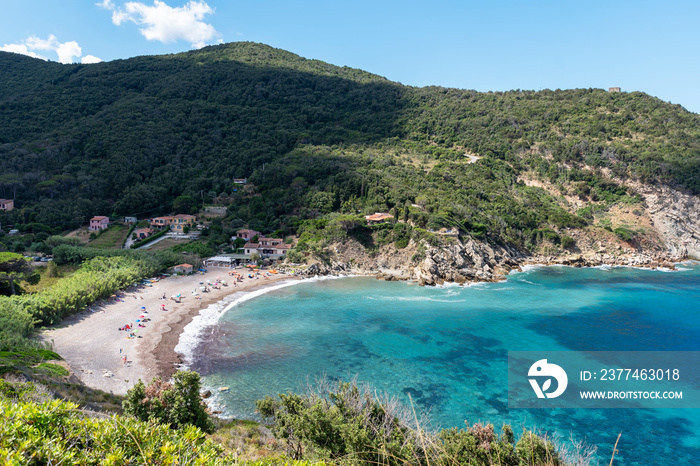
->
187, 265, 700, 465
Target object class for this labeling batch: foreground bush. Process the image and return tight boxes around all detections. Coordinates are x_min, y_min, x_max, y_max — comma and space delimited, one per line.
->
257, 379, 590, 465
0, 397, 233, 465
123, 370, 216, 434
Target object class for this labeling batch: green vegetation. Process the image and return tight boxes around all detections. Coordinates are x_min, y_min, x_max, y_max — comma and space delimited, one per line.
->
0, 396, 237, 465
10, 255, 156, 325
87, 223, 130, 248
123, 370, 215, 434
0, 252, 36, 295
0, 42, 698, 256
0, 374, 591, 466
256, 378, 589, 465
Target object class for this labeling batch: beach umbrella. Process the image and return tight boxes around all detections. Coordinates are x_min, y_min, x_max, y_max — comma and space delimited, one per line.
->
141, 307, 145, 310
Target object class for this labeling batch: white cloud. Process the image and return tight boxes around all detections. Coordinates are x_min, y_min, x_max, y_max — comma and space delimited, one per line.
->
96, 0, 115, 9
0, 35, 98, 64
57, 41, 82, 64
81, 55, 103, 64
107, 0, 221, 48
26, 35, 60, 51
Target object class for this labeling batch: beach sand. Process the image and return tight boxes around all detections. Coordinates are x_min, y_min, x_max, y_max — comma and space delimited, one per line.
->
40, 268, 297, 395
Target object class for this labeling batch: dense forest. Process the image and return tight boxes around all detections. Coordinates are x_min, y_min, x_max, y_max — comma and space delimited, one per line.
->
1, 41, 699, 248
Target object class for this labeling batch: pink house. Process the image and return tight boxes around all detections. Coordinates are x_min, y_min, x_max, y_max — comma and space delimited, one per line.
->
236, 229, 261, 241
89, 216, 110, 231
0, 199, 14, 211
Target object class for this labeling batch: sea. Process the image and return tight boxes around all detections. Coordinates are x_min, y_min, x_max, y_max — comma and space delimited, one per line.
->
176, 264, 700, 465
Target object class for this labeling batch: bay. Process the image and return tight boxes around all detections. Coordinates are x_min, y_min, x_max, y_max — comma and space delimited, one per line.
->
186, 264, 700, 465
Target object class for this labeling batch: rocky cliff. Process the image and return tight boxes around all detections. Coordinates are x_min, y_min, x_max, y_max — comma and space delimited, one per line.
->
300, 182, 697, 285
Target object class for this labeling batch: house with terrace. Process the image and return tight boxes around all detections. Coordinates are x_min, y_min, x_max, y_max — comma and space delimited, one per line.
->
244, 237, 293, 259
170, 214, 196, 233
150, 216, 173, 229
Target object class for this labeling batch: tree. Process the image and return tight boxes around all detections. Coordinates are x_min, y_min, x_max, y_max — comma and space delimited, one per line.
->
0, 252, 35, 295
173, 195, 197, 214
123, 370, 214, 433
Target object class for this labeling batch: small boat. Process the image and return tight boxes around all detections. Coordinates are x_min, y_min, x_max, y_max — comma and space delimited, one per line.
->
219, 387, 229, 392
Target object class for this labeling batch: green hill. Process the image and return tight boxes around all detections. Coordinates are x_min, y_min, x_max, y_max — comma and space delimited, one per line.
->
1, 42, 699, 249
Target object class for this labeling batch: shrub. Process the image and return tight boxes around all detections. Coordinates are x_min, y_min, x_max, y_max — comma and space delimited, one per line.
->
613, 226, 635, 241
0, 397, 233, 464
256, 378, 435, 463
257, 378, 572, 465
561, 235, 576, 249
440, 423, 518, 465
123, 370, 215, 434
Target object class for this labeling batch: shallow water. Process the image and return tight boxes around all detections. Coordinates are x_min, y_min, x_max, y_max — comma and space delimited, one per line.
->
183, 265, 700, 465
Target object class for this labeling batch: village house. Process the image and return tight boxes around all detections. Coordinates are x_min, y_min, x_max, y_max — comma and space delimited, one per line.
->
233, 178, 247, 184
243, 242, 259, 255
170, 214, 196, 233
271, 243, 292, 256
134, 228, 153, 240
172, 263, 193, 274
89, 216, 110, 231
0, 199, 14, 211
150, 216, 173, 229
258, 237, 282, 247
124, 216, 137, 224
244, 237, 293, 258
236, 229, 261, 241
364, 212, 394, 225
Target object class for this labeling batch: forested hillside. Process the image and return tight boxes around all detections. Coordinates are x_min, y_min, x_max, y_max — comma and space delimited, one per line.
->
1, 41, 699, 249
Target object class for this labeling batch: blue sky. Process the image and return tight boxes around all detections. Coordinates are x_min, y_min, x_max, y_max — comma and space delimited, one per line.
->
2, 1, 699, 113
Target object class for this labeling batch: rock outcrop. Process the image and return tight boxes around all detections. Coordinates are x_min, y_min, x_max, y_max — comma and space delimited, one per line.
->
297, 182, 698, 285
412, 238, 523, 286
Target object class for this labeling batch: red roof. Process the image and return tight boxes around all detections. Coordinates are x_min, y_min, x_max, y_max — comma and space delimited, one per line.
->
91, 216, 108, 221
365, 213, 394, 222
175, 263, 193, 268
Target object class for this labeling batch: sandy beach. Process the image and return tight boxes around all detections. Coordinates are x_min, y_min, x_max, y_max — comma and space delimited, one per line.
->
40, 268, 297, 395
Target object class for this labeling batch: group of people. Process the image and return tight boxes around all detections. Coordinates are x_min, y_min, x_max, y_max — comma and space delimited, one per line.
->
117, 307, 152, 339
